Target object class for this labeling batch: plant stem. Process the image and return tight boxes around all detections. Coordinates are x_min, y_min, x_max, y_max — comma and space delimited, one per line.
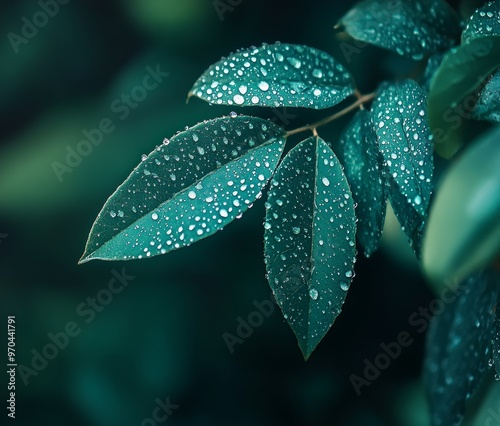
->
285, 92, 376, 137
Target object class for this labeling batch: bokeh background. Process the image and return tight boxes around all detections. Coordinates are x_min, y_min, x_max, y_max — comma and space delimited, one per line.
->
0, 0, 470, 425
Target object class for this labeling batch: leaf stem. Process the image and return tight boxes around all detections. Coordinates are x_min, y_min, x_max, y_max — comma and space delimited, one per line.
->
285, 92, 376, 137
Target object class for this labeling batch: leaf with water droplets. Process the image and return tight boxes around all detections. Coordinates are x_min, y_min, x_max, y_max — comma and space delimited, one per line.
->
189, 43, 354, 110
338, 0, 460, 60
424, 269, 500, 426
473, 69, 500, 122
372, 80, 434, 217
462, 1, 500, 44
338, 110, 387, 257
264, 136, 357, 359
428, 36, 500, 158
80, 115, 286, 263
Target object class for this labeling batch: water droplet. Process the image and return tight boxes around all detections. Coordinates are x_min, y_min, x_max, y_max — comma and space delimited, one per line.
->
258, 81, 270, 91
219, 209, 229, 218
292, 227, 301, 235
309, 288, 319, 300
188, 191, 197, 200
340, 282, 349, 291
229, 111, 238, 118
322, 177, 330, 187
141, 154, 147, 161
152, 213, 159, 221
233, 94, 244, 105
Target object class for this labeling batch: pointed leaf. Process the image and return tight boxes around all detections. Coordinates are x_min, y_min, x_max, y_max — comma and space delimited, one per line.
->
189, 43, 354, 110
80, 115, 286, 263
264, 136, 357, 359
372, 80, 434, 216
428, 36, 500, 158
338, 110, 387, 257
424, 269, 500, 426
473, 68, 500, 122
462, 1, 500, 44
338, 0, 460, 60
423, 125, 500, 285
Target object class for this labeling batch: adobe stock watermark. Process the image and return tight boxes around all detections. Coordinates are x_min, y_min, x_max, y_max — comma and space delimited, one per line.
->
485, 406, 500, 426
51, 65, 169, 182
223, 264, 306, 353
17, 268, 135, 386
7, 0, 72, 54
140, 395, 179, 426
349, 277, 466, 396
213, 0, 244, 21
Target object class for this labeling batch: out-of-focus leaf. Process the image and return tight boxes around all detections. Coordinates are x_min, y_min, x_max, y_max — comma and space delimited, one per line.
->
424, 269, 500, 426
462, 1, 500, 44
421, 53, 446, 93
372, 80, 434, 216
428, 36, 500, 158
189, 43, 354, 109
80, 115, 286, 263
264, 136, 356, 359
473, 69, 500, 122
423, 126, 500, 285
338, 0, 460, 60
338, 109, 387, 257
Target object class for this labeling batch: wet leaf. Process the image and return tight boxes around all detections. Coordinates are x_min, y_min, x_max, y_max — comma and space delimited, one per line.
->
80, 115, 286, 263
372, 80, 434, 216
264, 137, 357, 359
189, 43, 354, 110
424, 269, 500, 426
473, 69, 500, 122
423, 125, 500, 285
494, 304, 500, 377
462, 1, 500, 44
338, 109, 387, 257
338, 0, 460, 60
428, 36, 500, 158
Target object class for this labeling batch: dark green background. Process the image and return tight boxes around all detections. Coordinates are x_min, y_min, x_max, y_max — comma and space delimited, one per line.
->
0, 1, 464, 424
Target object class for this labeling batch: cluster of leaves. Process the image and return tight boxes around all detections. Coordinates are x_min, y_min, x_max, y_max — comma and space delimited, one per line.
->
80, 0, 500, 423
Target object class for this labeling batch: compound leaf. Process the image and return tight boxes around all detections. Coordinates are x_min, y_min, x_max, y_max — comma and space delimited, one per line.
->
372, 80, 434, 217
338, 109, 387, 257
264, 137, 357, 359
424, 269, 500, 426
428, 36, 500, 158
80, 115, 286, 263
462, 1, 500, 44
189, 43, 354, 110
338, 0, 460, 60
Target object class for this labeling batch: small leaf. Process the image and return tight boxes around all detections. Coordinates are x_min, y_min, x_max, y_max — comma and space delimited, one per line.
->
473, 68, 500, 122
264, 136, 357, 359
372, 80, 434, 216
428, 36, 500, 158
462, 1, 500, 44
338, 109, 387, 257
494, 303, 500, 377
423, 125, 500, 285
424, 269, 500, 426
80, 115, 286, 263
338, 0, 460, 60
189, 43, 354, 110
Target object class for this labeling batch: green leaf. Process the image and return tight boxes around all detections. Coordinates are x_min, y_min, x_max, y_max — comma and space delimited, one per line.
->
372, 80, 434, 216
494, 304, 500, 377
473, 68, 500, 122
423, 125, 500, 285
189, 43, 354, 110
462, 1, 500, 44
424, 269, 500, 426
421, 53, 446, 93
428, 36, 500, 158
264, 136, 357, 359
338, 0, 460, 60
338, 109, 387, 257
80, 115, 286, 263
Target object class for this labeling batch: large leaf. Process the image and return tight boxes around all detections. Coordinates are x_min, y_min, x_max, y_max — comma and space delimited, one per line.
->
424, 269, 500, 426
338, 0, 460, 60
428, 36, 500, 158
462, 1, 500, 44
473, 68, 500, 122
423, 125, 500, 285
189, 43, 354, 110
372, 80, 434, 216
264, 136, 357, 359
338, 109, 387, 257
80, 115, 286, 263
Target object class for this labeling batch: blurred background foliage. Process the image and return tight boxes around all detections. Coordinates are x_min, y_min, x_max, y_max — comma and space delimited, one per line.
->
0, 0, 479, 425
